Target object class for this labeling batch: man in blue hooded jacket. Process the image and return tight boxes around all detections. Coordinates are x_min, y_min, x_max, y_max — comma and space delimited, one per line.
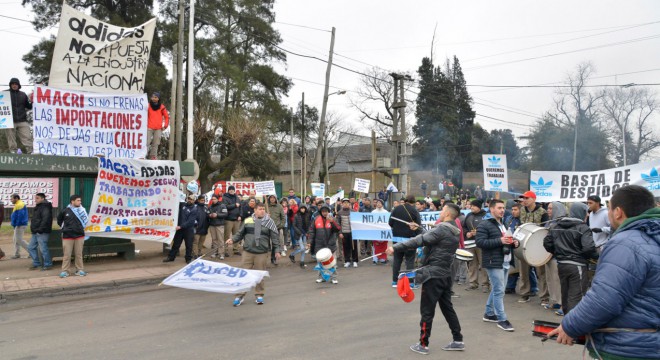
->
549, 185, 659, 359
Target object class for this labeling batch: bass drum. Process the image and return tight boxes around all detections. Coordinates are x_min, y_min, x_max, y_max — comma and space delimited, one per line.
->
513, 223, 551, 267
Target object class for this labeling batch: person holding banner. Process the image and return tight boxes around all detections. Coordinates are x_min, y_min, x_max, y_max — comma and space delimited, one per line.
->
163, 195, 199, 264
226, 202, 281, 305
389, 195, 422, 287
386, 203, 465, 354
6, 78, 33, 154
147, 92, 169, 160
56, 195, 88, 278
371, 199, 389, 265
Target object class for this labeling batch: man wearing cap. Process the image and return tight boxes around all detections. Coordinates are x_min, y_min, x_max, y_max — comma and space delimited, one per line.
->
586, 195, 611, 252
147, 92, 169, 160
6, 78, 33, 154
337, 198, 358, 268
222, 185, 242, 257
163, 195, 199, 264
518, 190, 550, 304
462, 199, 489, 292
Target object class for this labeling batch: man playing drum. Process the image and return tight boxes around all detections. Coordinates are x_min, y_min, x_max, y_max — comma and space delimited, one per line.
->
517, 191, 549, 304
386, 203, 465, 355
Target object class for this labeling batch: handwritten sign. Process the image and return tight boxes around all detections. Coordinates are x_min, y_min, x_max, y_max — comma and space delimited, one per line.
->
32, 85, 147, 158
0, 178, 58, 207
0, 91, 14, 129
86, 158, 180, 242
49, 4, 156, 93
311, 183, 325, 198
254, 181, 276, 196
353, 178, 371, 193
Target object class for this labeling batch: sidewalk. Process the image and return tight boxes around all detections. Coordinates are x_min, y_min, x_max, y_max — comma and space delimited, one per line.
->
0, 236, 257, 300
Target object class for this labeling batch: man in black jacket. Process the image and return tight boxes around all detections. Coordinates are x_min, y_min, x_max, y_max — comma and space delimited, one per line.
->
56, 194, 88, 278
543, 216, 598, 315
208, 195, 228, 259
388, 195, 422, 287
222, 186, 242, 256
462, 200, 489, 291
387, 203, 465, 355
6, 78, 33, 154
28, 193, 53, 270
164, 195, 199, 264
193, 195, 210, 258
476, 199, 519, 332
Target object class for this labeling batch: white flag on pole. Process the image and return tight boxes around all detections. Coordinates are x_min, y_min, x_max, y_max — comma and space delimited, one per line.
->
162, 259, 270, 294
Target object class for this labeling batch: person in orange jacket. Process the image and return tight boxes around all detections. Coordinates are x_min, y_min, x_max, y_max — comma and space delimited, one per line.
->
147, 92, 169, 160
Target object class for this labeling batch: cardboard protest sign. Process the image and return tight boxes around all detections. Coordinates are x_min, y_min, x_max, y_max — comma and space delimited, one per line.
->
0, 91, 14, 129
0, 178, 58, 207
86, 158, 180, 242
49, 4, 156, 93
353, 178, 370, 193
32, 85, 147, 158
483, 154, 508, 192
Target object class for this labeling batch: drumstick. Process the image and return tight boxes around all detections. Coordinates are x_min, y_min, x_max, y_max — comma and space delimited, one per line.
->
359, 252, 385, 262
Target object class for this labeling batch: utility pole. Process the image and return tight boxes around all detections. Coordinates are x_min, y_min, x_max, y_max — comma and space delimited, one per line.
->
312, 26, 336, 183
398, 74, 409, 195
572, 110, 582, 171
371, 130, 377, 188
390, 75, 399, 190
301, 92, 306, 193
168, 45, 177, 160
185, 0, 195, 161
290, 109, 295, 190
174, 0, 185, 161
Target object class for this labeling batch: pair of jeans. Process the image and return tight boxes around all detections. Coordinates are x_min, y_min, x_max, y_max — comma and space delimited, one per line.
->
485, 267, 509, 321
28, 233, 52, 267
289, 226, 297, 247
290, 235, 307, 262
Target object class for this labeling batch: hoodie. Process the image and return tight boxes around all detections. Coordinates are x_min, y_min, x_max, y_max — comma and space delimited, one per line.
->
543, 217, 597, 265
8, 78, 32, 123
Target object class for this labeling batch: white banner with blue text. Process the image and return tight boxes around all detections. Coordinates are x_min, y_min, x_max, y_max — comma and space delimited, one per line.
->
162, 259, 270, 294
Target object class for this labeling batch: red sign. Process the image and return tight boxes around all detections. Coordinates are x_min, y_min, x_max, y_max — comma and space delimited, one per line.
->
212, 181, 258, 197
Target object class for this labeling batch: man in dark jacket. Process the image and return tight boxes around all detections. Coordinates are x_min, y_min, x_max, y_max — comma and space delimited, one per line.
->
549, 185, 659, 360
462, 199, 489, 291
163, 195, 199, 264
387, 203, 465, 355
222, 186, 242, 256
6, 78, 33, 154
337, 199, 358, 268
389, 195, 422, 287
56, 194, 88, 278
476, 199, 520, 332
308, 205, 341, 284
28, 193, 53, 270
193, 195, 210, 258
208, 195, 228, 259
266, 194, 286, 263
543, 216, 597, 315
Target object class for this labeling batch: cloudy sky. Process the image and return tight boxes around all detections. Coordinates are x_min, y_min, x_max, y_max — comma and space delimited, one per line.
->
2, 0, 660, 145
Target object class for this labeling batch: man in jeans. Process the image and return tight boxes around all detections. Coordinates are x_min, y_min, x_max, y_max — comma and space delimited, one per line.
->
476, 199, 519, 332
28, 193, 53, 270
10, 194, 29, 259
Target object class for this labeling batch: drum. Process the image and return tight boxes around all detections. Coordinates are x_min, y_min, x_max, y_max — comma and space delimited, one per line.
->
532, 320, 585, 344
513, 223, 551, 267
315, 248, 336, 269
455, 249, 474, 262
463, 239, 476, 249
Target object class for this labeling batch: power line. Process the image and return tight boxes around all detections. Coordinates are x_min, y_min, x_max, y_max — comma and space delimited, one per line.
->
467, 83, 660, 88
275, 21, 330, 33
474, 101, 541, 119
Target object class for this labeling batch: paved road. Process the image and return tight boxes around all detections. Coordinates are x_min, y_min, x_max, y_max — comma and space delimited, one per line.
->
0, 262, 582, 360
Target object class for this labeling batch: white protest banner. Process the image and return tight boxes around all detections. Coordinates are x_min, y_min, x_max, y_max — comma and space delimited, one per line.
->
49, 4, 156, 94
530, 159, 660, 202
329, 190, 344, 205
32, 85, 147, 158
254, 181, 276, 196
350, 211, 440, 242
0, 91, 14, 129
483, 154, 508, 192
87, 158, 180, 242
311, 183, 325, 198
386, 182, 398, 192
0, 178, 58, 207
353, 178, 371, 193
162, 259, 270, 294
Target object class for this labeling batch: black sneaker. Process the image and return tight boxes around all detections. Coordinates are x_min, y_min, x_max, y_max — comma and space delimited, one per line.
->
518, 295, 531, 303
289, 254, 295, 263
497, 320, 515, 332
482, 314, 499, 323
162, 257, 175, 263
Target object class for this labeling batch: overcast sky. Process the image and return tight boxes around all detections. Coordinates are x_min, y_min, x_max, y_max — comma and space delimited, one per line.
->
2, 0, 660, 148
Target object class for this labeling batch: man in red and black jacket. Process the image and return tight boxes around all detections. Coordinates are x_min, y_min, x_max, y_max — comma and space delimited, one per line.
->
307, 205, 341, 284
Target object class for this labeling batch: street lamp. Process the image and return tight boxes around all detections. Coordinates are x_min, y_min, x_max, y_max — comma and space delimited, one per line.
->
324, 90, 346, 188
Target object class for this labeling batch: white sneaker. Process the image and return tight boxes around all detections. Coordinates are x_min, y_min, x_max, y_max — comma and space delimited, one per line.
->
344, 262, 350, 268
219, 256, 225, 260
353, 262, 358, 268
331, 279, 338, 284
315, 278, 324, 283
280, 251, 286, 256
283, 246, 288, 252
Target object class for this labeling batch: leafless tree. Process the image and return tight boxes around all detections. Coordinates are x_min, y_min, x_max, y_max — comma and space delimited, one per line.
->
601, 86, 660, 165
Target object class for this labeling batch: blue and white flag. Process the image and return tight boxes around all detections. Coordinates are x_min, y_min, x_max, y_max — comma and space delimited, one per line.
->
162, 259, 270, 294
350, 211, 440, 242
